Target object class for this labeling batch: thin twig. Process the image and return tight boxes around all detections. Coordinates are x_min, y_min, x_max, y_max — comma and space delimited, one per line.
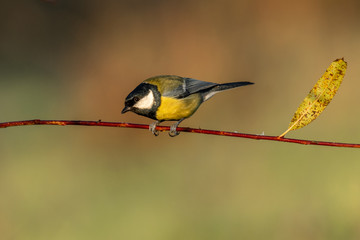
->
0, 119, 359, 148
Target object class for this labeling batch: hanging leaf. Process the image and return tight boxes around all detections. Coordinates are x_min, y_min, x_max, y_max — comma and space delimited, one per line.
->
279, 58, 347, 138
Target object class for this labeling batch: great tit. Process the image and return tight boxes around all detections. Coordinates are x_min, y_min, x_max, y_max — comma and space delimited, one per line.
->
122, 75, 254, 136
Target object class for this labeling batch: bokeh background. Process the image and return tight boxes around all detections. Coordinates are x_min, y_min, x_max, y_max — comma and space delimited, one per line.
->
1, 0, 360, 239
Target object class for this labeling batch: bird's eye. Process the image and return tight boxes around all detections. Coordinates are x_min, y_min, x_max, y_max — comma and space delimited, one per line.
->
133, 97, 140, 103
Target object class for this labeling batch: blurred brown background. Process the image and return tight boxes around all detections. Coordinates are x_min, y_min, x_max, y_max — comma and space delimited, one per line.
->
1, 0, 360, 239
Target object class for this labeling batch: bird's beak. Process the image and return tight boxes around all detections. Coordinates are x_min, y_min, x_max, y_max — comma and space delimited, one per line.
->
121, 106, 131, 114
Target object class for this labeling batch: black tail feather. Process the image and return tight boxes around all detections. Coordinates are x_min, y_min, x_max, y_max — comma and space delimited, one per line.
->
213, 81, 254, 91
201, 81, 254, 101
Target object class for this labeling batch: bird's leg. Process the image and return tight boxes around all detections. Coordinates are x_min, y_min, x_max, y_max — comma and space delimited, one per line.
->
149, 121, 161, 136
169, 118, 185, 137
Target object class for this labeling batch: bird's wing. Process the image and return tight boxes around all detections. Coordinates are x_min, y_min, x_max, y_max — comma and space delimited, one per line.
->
163, 78, 217, 98
185, 78, 218, 94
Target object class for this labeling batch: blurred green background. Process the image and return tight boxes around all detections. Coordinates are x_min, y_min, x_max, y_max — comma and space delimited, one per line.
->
1, 0, 360, 239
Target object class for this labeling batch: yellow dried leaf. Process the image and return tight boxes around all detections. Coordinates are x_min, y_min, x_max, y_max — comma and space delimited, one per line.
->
279, 58, 347, 138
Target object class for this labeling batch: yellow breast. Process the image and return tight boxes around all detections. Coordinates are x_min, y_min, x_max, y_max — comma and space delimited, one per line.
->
156, 94, 202, 121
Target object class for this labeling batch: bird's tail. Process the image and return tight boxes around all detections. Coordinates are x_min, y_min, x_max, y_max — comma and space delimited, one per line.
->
202, 81, 254, 101
214, 81, 254, 91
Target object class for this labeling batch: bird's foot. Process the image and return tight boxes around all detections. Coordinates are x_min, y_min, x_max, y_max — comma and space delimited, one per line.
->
169, 119, 185, 137
169, 124, 180, 137
149, 121, 160, 136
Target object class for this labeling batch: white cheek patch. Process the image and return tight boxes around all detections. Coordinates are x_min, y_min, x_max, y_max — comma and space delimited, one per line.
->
134, 90, 155, 109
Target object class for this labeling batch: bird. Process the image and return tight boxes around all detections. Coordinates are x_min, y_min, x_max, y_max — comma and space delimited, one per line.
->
121, 75, 254, 137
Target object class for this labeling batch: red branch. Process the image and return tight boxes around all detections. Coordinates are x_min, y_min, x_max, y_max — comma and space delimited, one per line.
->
0, 119, 359, 148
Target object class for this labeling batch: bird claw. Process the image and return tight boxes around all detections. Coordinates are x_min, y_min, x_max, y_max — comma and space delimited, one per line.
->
169, 130, 180, 137
169, 124, 180, 137
149, 122, 160, 136
153, 129, 160, 136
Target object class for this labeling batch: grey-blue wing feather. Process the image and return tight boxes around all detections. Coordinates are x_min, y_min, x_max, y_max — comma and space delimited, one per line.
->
163, 78, 217, 98
184, 78, 218, 95
162, 77, 253, 99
